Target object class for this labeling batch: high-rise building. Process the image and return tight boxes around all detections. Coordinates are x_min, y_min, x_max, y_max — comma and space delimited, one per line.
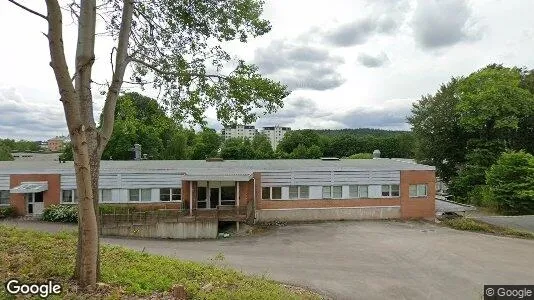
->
221, 125, 258, 140
261, 126, 291, 150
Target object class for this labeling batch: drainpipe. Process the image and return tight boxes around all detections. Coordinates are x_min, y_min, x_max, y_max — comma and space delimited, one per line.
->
252, 177, 256, 224
189, 181, 192, 216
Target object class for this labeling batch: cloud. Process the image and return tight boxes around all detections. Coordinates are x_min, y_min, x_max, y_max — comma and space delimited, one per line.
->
332, 100, 412, 129
412, 0, 482, 49
0, 87, 68, 140
255, 97, 412, 130
357, 52, 390, 68
322, 0, 410, 47
254, 40, 345, 91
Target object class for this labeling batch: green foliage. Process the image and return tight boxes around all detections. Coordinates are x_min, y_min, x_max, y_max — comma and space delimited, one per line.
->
0, 226, 319, 299
348, 153, 373, 159
457, 66, 534, 137
442, 217, 534, 239
59, 143, 73, 161
448, 140, 505, 204
251, 134, 274, 159
0, 139, 40, 152
408, 77, 469, 182
486, 151, 534, 215
188, 129, 222, 159
41, 205, 78, 223
0, 145, 13, 161
0, 207, 16, 218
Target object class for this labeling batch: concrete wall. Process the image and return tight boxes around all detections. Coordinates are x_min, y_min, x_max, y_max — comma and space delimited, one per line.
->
255, 206, 401, 222
102, 220, 218, 239
9, 174, 60, 216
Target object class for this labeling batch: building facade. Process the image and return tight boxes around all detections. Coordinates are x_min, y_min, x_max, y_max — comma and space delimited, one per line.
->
0, 159, 436, 222
47, 136, 67, 152
261, 126, 291, 150
221, 125, 258, 140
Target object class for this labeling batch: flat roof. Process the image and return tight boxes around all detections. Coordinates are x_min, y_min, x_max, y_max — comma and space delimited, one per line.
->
0, 158, 435, 175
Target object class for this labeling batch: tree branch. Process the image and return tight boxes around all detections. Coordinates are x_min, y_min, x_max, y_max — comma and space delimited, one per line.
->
129, 57, 227, 80
98, 0, 134, 154
8, 0, 48, 20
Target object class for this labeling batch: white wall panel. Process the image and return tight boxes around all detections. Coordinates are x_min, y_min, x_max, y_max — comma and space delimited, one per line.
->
281, 187, 289, 199
342, 185, 349, 199
111, 189, 121, 202
0, 175, 10, 190
151, 189, 160, 202
119, 173, 182, 189
292, 171, 333, 186
333, 170, 399, 185
309, 186, 323, 199
368, 185, 382, 198
262, 172, 291, 186
60, 175, 77, 189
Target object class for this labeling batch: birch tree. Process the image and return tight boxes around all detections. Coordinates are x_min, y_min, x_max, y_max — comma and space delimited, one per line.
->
8, 0, 289, 288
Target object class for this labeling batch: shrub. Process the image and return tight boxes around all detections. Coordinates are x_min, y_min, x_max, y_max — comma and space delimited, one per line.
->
486, 151, 534, 215
348, 153, 373, 159
0, 206, 16, 219
99, 204, 137, 214
41, 204, 78, 223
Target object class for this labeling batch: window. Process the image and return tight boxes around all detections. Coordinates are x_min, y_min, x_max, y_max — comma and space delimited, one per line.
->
262, 187, 282, 200
160, 188, 181, 201
271, 187, 282, 199
322, 186, 331, 199
221, 186, 236, 205
0, 190, 9, 205
410, 184, 428, 197
62, 190, 77, 203
197, 186, 207, 208
299, 186, 309, 199
381, 185, 400, 197
349, 185, 368, 198
262, 187, 270, 200
100, 189, 112, 202
129, 189, 151, 202
289, 186, 298, 199
289, 186, 309, 199
322, 186, 342, 199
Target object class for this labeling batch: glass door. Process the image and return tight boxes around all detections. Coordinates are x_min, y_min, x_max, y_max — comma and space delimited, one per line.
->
209, 187, 219, 209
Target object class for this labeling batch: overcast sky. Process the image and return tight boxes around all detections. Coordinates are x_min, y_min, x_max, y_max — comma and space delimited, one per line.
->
1, 0, 533, 140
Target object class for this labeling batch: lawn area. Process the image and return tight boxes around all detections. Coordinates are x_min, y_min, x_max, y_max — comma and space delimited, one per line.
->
441, 217, 534, 239
0, 225, 320, 299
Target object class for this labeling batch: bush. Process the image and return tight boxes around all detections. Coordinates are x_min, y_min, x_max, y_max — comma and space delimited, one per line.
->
486, 151, 534, 215
348, 153, 373, 159
99, 204, 137, 214
0, 206, 16, 218
41, 204, 78, 223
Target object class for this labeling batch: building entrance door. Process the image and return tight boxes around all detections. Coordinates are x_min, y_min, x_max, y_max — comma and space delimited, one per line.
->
209, 187, 219, 209
26, 192, 44, 215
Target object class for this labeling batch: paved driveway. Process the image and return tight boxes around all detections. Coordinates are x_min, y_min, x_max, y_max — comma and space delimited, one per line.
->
2, 219, 534, 300
472, 215, 534, 233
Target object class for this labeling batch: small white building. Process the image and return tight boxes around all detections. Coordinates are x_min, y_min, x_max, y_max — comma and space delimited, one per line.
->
221, 125, 258, 140
261, 126, 291, 150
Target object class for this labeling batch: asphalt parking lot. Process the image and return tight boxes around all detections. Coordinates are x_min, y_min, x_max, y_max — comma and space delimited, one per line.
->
3, 219, 534, 299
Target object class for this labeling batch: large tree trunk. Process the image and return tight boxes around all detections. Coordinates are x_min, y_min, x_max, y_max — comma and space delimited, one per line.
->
46, 0, 133, 288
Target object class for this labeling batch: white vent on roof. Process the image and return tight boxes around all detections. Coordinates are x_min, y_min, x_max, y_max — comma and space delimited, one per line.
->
320, 157, 340, 161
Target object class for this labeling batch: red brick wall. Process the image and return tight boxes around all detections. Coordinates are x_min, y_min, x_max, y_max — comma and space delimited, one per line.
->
9, 174, 60, 216
400, 170, 436, 219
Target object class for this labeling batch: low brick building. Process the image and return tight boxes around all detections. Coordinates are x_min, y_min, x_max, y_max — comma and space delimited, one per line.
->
0, 158, 435, 221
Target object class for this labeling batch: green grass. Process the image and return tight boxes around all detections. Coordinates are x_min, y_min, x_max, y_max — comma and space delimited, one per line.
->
0, 225, 320, 299
442, 217, 534, 240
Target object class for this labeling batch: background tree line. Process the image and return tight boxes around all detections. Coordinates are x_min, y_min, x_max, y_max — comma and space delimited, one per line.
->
0, 139, 42, 161
60, 93, 416, 161
409, 64, 534, 215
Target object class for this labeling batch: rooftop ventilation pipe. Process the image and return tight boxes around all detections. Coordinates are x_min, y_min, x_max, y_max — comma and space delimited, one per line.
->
133, 143, 142, 161
372, 149, 381, 159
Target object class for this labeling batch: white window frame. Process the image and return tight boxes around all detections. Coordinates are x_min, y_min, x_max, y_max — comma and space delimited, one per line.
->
61, 189, 77, 204
100, 189, 113, 203
0, 190, 9, 206
410, 184, 428, 198
349, 185, 369, 198
289, 186, 309, 199
128, 188, 151, 202
160, 188, 181, 202
322, 186, 342, 199
381, 184, 400, 197
262, 186, 282, 200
